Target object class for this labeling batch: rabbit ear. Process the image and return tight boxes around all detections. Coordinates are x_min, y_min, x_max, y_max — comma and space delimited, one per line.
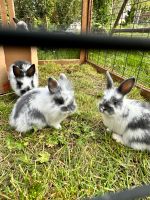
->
13, 65, 23, 78
59, 73, 67, 80
59, 73, 73, 91
106, 71, 113, 89
117, 78, 135, 96
26, 64, 35, 77
48, 77, 59, 94
13, 17, 19, 24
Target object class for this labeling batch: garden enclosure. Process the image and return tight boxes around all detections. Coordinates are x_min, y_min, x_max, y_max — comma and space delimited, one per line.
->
0, 0, 149, 98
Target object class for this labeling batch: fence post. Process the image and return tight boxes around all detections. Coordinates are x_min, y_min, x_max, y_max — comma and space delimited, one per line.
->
7, 0, 16, 28
111, 0, 129, 34
80, 0, 93, 64
0, 0, 8, 27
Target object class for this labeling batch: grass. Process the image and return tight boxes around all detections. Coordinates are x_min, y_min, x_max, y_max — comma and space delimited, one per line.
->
88, 50, 150, 88
0, 63, 150, 200
38, 48, 80, 60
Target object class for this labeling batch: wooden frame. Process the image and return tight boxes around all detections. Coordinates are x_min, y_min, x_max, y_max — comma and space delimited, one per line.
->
0, 0, 38, 94
87, 61, 150, 100
80, 0, 93, 64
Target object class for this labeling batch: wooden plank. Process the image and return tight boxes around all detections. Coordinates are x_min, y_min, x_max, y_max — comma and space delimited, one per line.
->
112, 27, 150, 33
87, 0, 93, 32
38, 59, 80, 65
6, 0, 15, 27
0, 46, 10, 94
111, 0, 129, 34
80, 0, 89, 64
87, 60, 150, 100
0, 0, 8, 27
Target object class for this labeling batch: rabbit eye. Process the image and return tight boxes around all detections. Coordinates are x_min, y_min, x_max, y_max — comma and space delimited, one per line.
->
54, 97, 64, 105
114, 100, 118, 105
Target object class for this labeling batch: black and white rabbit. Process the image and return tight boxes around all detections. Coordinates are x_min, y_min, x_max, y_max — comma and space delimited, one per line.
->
99, 71, 150, 151
8, 60, 39, 96
13, 17, 29, 31
9, 73, 77, 133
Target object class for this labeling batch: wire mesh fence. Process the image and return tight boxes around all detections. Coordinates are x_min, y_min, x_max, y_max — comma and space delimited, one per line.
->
88, 0, 150, 88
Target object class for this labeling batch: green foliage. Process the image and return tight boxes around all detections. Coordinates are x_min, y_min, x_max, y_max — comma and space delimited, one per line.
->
92, 0, 112, 30
14, 0, 81, 30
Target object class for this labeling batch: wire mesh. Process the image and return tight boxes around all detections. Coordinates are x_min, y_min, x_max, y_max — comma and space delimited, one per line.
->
13, 0, 82, 60
88, 0, 150, 88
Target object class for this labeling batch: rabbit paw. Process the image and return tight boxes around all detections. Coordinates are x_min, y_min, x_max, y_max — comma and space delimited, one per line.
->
106, 128, 111, 132
53, 124, 62, 129
112, 133, 124, 144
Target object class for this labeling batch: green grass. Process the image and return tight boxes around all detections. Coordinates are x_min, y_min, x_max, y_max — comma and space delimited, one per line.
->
0, 63, 150, 200
38, 49, 80, 60
88, 50, 150, 88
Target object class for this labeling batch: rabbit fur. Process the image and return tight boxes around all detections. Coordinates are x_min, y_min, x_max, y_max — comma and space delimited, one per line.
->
8, 60, 39, 96
9, 73, 77, 133
99, 71, 150, 151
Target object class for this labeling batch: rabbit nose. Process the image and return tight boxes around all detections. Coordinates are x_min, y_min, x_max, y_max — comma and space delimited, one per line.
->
68, 103, 76, 111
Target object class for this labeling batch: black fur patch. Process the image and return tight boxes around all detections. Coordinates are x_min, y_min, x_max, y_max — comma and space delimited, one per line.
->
30, 109, 46, 123
54, 97, 64, 105
61, 101, 76, 112
31, 80, 34, 88
14, 90, 38, 119
111, 97, 123, 108
127, 114, 150, 130
17, 81, 23, 89
129, 131, 150, 145
140, 102, 150, 109
61, 106, 68, 112
122, 109, 129, 118
14, 60, 30, 70
20, 87, 30, 95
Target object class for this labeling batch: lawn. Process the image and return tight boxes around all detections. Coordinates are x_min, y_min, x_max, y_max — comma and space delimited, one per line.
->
0, 63, 150, 200
88, 50, 150, 88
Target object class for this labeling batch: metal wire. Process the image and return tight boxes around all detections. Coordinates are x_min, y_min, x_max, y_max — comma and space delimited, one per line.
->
89, 0, 150, 88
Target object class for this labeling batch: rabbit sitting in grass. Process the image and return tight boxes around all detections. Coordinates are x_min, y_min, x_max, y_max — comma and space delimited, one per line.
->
99, 71, 150, 151
9, 73, 77, 133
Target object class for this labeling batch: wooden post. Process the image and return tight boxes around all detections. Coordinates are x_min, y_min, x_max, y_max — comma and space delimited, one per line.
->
0, 46, 10, 94
0, 0, 8, 27
0, 0, 38, 94
111, 0, 129, 34
80, 0, 93, 64
7, 0, 16, 27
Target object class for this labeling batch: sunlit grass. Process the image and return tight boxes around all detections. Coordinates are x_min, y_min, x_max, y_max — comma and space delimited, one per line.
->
0, 63, 149, 199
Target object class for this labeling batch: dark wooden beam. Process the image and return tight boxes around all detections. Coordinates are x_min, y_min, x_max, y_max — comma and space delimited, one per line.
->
113, 27, 150, 33
38, 59, 80, 65
111, 0, 129, 34
87, 60, 150, 100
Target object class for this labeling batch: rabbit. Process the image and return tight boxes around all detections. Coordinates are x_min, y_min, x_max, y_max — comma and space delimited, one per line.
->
9, 73, 77, 133
8, 60, 39, 96
99, 71, 150, 151
13, 17, 29, 31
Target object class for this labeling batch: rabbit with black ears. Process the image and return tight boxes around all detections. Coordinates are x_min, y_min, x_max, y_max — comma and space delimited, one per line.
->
9, 60, 39, 96
9, 73, 77, 133
99, 71, 150, 151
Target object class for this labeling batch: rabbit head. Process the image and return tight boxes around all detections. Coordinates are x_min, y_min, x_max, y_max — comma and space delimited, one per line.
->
13, 17, 28, 31
99, 71, 135, 116
9, 60, 38, 96
48, 73, 77, 114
